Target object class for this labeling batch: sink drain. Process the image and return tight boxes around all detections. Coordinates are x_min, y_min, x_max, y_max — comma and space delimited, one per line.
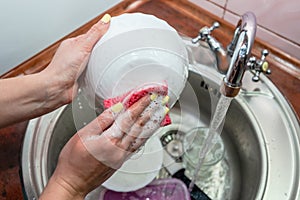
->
160, 130, 185, 160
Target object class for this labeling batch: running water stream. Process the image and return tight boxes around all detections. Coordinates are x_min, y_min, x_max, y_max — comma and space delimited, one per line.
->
188, 94, 233, 191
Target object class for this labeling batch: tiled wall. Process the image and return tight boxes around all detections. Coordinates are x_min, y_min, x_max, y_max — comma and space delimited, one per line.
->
189, 0, 300, 60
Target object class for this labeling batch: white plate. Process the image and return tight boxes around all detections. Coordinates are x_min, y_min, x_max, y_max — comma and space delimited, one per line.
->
102, 135, 163, 192
82, 13, 188, 110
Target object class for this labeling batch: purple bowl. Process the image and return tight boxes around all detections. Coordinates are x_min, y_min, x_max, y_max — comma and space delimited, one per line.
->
100, 178, 191, 200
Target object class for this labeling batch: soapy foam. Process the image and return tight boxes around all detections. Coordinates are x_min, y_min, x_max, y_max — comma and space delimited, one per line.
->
137, 94, 167, 139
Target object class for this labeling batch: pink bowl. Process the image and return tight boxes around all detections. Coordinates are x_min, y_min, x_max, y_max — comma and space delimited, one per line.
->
99, 178, 191, 200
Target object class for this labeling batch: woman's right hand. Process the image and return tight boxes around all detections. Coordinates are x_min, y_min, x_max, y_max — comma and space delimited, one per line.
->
40, 93, 169, 200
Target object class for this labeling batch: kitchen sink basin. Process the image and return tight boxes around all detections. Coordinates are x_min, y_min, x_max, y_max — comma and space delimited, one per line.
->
21, 37, 300, 200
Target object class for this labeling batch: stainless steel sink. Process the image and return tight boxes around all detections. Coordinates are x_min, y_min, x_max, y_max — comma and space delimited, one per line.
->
21, 37, 300, 200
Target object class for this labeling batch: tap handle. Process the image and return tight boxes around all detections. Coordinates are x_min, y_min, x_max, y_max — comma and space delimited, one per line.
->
248, 49, 271, 82
209, 22, 220, 32
192, 22, 220, 44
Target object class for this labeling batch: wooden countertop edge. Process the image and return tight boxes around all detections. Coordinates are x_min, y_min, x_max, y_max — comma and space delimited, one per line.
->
1, 0, 299, 79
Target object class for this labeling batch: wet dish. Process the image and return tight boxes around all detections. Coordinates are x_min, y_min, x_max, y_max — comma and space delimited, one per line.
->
101, 135, 164, 192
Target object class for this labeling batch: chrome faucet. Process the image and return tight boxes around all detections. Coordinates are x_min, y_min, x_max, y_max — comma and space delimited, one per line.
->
192, 12, 271, 97
221, 12, 257, 97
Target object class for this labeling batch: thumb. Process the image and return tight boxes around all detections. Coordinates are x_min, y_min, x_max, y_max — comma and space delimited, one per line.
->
83, 14, 111, 51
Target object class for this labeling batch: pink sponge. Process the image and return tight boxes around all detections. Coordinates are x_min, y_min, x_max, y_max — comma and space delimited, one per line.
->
103, 85, 171, 126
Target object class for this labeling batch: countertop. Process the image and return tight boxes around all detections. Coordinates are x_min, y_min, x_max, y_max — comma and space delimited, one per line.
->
1, 0, 299, 199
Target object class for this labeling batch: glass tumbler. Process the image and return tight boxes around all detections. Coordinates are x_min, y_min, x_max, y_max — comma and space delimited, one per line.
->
182, 127, 225, 181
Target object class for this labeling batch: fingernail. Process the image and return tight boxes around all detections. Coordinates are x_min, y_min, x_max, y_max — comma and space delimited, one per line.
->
111, 102, 123, 113
162, 95, 170, 105
100, 13, 111, 24
164, 106, 170, 115
150, 93, 158, 101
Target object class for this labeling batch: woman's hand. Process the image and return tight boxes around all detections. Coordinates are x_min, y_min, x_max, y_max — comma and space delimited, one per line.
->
0, 14, 111, 128
41, 14, 111, 104
40, 94, 169, 200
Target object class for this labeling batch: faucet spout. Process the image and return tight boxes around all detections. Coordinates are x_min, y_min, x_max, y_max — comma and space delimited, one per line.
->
191, 22, 229, 74
221, 12, 257, 97
208, 36, 229, 74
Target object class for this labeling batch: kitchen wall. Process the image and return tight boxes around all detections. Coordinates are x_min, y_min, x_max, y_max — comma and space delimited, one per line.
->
189, 0, 300, 61
0, 0, 121, 75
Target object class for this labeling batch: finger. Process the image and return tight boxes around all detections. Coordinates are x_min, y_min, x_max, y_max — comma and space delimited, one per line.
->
122, 94, 170, 150
82, 14, 111, 51
138, 106, 169, 140
127, 138, 146, 153
102, 124, 124, 144
114, 95, 151, 134
95, 108, 114, 131
121, 111, 151, 148
76, 109, 112, 138
122, 99, 167, 151
126, 94, 152, 117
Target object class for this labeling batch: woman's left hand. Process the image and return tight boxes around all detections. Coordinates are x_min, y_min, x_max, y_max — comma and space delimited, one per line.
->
42, 14, 111, 104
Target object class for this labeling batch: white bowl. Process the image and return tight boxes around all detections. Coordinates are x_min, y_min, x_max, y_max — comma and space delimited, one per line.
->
101, 135, 163, 192
82, 13, 189, 109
